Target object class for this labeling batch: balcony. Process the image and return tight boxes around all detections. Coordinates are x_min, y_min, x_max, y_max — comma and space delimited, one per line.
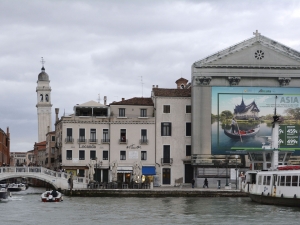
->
101, 139, 110, 143
89, 139, 98, 143
65, 137, 74, 143
119, 138, 128, 144
77, 138, 86, 143
139, 139, 148, 145
161, 158, 173, 166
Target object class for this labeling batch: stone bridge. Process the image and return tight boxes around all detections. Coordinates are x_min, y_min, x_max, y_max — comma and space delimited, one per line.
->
0, 166, 88, 190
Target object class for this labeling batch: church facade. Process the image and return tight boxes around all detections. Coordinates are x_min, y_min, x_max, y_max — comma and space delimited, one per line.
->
192, 31, 300, 175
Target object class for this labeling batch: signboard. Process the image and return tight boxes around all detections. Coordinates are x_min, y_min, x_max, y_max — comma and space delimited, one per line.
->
211, 87, 300, 155
279, 125, 300, 147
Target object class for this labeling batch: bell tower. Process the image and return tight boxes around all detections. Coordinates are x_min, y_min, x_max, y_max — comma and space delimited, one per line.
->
36, 57, 52, 142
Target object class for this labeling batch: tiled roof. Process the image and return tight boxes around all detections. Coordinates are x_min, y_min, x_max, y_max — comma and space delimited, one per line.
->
152, 88, 191, 97
110, 97, 154, 106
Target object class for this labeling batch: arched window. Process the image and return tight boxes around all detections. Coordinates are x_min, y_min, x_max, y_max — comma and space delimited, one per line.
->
40, 94, 43, 102
45, 94, 49, 102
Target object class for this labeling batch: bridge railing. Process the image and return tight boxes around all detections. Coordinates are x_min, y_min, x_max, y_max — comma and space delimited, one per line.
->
0, 167, 69, 179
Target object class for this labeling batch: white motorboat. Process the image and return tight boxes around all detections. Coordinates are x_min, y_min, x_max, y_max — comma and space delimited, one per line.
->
7, 183, 26, 192
41, 190, 63, 202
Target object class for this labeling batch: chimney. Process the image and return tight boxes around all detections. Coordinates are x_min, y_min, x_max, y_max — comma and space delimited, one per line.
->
104, 96, 107, 105
122, 98, 125, 101
47, 126, 50, 133
55, 108, 59, 122
156, 85, 158, 88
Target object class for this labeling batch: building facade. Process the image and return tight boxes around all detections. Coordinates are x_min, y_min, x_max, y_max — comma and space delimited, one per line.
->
0, 127, 10, 166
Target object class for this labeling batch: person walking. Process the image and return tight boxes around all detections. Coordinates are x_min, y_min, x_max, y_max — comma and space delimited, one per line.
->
204, 178, 209, 188
191, 178, 195, 188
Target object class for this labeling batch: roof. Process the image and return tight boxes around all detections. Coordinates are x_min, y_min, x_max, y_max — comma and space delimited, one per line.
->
193, 32, 300, 68
38, 67, 49, 81
110, 97, 154, 106
152, 88, 191, 97
75, 100, 106, 108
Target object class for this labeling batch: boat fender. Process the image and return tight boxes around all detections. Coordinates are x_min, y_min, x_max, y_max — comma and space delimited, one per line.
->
281, 194, 283, 198
294, 194, 297, 198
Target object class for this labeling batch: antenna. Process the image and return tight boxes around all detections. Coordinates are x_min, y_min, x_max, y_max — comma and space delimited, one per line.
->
139, 76, 144, 97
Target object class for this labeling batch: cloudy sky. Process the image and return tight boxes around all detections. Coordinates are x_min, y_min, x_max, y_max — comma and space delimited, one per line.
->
1, 0, 300, 152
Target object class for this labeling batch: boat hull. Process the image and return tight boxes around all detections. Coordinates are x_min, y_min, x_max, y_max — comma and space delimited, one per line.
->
249, 193, 300, 207
224, 127, 260, 139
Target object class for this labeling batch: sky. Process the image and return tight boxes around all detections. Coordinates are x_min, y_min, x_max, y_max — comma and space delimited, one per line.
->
1, 0, 300, 152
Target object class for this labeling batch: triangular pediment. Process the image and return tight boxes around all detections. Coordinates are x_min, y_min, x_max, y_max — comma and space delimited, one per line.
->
194, 34, 300, 68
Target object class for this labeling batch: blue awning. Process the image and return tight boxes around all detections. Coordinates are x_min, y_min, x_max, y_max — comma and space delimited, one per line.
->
142, 166, 156, 175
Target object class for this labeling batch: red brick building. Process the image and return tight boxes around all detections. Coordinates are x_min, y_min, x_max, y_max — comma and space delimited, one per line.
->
0, 127, 10, 166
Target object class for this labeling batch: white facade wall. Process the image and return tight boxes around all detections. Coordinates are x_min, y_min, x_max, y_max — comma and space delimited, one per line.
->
154, 97, 191, 186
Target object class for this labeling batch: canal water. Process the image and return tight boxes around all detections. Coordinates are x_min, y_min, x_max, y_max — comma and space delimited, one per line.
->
2, 187, 300, 225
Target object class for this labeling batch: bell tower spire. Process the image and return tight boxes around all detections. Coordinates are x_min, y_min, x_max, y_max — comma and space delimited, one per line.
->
36, 57, 52, 142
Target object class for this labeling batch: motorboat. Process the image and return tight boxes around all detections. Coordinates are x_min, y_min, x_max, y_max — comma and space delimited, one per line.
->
0, 184, 10, 202
224, 126, 260, 139
41, 190, 63, 202
7, 183, 26, 192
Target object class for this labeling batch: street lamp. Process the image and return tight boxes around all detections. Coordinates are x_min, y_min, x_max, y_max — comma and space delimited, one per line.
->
235, 155, 238, 190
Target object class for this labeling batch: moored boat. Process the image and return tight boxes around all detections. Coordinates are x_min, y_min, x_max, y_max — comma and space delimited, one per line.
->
224, 125, 260, 139
41, 190, 63, 202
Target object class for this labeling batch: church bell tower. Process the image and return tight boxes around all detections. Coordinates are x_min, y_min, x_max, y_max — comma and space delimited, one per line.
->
36, 57, 52, 142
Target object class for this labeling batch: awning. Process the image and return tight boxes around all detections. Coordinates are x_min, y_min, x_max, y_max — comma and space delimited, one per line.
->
117, 166, 133, 173
142, 166, 156, 175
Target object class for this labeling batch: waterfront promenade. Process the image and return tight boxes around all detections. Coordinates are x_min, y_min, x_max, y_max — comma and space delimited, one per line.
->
63, 185, 248, 197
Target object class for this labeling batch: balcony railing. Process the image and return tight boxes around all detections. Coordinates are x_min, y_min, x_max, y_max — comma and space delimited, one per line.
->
77, 138, 86, 143
65, 137, 74, 143
161, 158, 173, 166
89, 139, 98, 143
101, 139, 110, 143
119, 139, 128, 144
139, 139, 148, 144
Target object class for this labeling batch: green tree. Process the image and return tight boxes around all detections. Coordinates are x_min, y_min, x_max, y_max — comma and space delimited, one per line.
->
220, 110, 233, 120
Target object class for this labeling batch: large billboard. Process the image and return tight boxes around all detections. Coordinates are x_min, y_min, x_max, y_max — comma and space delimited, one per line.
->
212, 87, 300, 155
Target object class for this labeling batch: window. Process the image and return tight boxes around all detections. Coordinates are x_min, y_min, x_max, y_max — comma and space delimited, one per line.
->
186, 123, 191, 136
79, 128, 85, 142
103, 151, 108, 160
140, 109, 147, 117
163, 145, 170, 163
141, 151, 147, 160
45, 94, 49, 102
90, 150, 96, 160
51, 147, 55, 155
66, 150, 72, 160
286, 176, 291, 186
163, 105, 170, 113
79, 150, 85, 160
103, 129, 109, 142
120, 151, 126, 160
141, 129, 147, 143
120, 129, 126, 142
186, 105, 191, 113
292, 176, 298, 186
161, 122, 171, 136
66, 128, 73, 142
90, 129, 96, 142
51, 136, 55, 142
280, 176, 285, 186
186, 145, 191, 156
119, 108, 125, 117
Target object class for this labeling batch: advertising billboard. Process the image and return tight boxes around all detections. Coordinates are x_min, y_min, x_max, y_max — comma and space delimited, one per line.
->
212, 87, 300, 155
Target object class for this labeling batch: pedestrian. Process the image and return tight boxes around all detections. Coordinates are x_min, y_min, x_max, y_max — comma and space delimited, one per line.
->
191, 178, 195, 188
204, 178, 208, 188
